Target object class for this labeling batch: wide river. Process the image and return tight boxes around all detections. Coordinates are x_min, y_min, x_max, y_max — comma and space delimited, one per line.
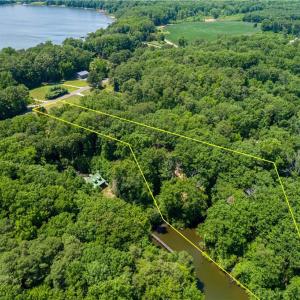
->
0, 4, 113, 49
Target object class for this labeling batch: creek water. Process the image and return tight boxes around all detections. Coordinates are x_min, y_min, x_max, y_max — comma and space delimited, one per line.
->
154, 226, 249, 300
0, 4, 113, 49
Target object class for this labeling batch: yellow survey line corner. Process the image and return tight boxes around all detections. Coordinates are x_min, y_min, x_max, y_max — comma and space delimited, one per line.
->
32, 103, 300, 300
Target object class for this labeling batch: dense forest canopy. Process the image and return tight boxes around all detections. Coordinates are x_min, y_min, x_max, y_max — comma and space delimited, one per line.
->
1, 0, 300, 299
0, 1, 15, 4
243, 1, 300, 35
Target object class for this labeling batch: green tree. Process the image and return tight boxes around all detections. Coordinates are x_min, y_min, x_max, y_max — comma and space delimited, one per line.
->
0, 71, 16, 89
133, 246, 203, 300
87, 58, 108, 88
178, 36, 188, 47
0, 85, 29, 120
284, 277, 300, 300
158, 178, 208, 227
59, 61, 75, 79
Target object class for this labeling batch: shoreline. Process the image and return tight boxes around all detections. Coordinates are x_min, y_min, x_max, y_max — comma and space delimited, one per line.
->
22, 2, 116, 20
0, 3, 115, 50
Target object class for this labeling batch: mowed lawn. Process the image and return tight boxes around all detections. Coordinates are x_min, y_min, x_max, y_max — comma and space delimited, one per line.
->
165, 21, 260, 43
30, 80, 88, 100
46, 95, 82, 109
63, 79, 89, 87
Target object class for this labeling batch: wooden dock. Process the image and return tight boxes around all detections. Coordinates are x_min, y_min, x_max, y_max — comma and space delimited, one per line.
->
151, 233, 174, 253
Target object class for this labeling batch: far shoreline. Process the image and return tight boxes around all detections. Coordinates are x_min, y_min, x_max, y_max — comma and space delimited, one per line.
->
22, 2, 116, 20
0, 3, 115, 50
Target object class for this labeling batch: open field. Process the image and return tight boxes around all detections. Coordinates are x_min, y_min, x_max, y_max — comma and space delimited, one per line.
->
165, 21, 260, 43
64, 95, 82, 105
45, 95, 82, 109
30, 81, 87, 100
27, 1, 46, 5
80, 89, 92, 96
219, 14, 244, 21
63, 79, 89, 87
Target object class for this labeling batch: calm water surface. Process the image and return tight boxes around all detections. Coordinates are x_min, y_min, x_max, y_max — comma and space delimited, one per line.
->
154, 226, 249, 300
0, 4, 112, 49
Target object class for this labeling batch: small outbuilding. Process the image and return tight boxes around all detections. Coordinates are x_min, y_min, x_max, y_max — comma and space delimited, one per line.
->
77, 70, 89, 79
84, 172, 108, 189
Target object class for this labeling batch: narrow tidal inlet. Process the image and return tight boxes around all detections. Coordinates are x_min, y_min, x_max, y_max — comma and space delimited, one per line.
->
153, 226, 249, 300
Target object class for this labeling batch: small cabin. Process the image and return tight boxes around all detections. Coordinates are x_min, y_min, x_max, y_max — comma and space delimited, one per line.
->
84, 172, 108, 189
77, 70, 89, 79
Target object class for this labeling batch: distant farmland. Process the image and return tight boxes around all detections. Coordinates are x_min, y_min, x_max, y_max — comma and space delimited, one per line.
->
165, 21, 260, 43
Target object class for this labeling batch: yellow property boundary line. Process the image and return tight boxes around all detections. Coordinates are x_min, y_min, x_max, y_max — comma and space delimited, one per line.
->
32, 100, 300, 300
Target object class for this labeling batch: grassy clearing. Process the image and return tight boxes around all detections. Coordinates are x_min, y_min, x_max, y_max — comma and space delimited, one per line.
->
46, 95, 82, 110
28, 1, 46, 5
64, 95, 82, 105
30, 84, 78, 101
30, 85, 54, 101
146, 41, 163, 48
81, 89, 92, 96
63, 79, 88, 87
219, 14, 244, 21
103, 84, 114, 92
165, 21, 260, 43
30, 79, 88, 101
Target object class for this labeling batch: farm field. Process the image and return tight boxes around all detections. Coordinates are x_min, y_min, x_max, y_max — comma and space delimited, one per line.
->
165, 21, 260, 43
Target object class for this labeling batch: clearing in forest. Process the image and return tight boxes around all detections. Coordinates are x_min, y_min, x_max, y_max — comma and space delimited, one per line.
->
29, 79, 88, 101
34, 100, 300, 299
164, 21, 260, 43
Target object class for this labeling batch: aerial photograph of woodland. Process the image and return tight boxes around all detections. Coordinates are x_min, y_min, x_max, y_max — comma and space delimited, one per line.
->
0, 0, 300, 299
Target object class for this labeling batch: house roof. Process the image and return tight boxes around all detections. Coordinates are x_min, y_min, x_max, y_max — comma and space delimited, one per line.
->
84, 173, 107, 188
77, 70, 89, 76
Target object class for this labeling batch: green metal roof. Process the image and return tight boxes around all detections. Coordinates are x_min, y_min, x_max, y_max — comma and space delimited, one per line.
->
84, 172, 107, 188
